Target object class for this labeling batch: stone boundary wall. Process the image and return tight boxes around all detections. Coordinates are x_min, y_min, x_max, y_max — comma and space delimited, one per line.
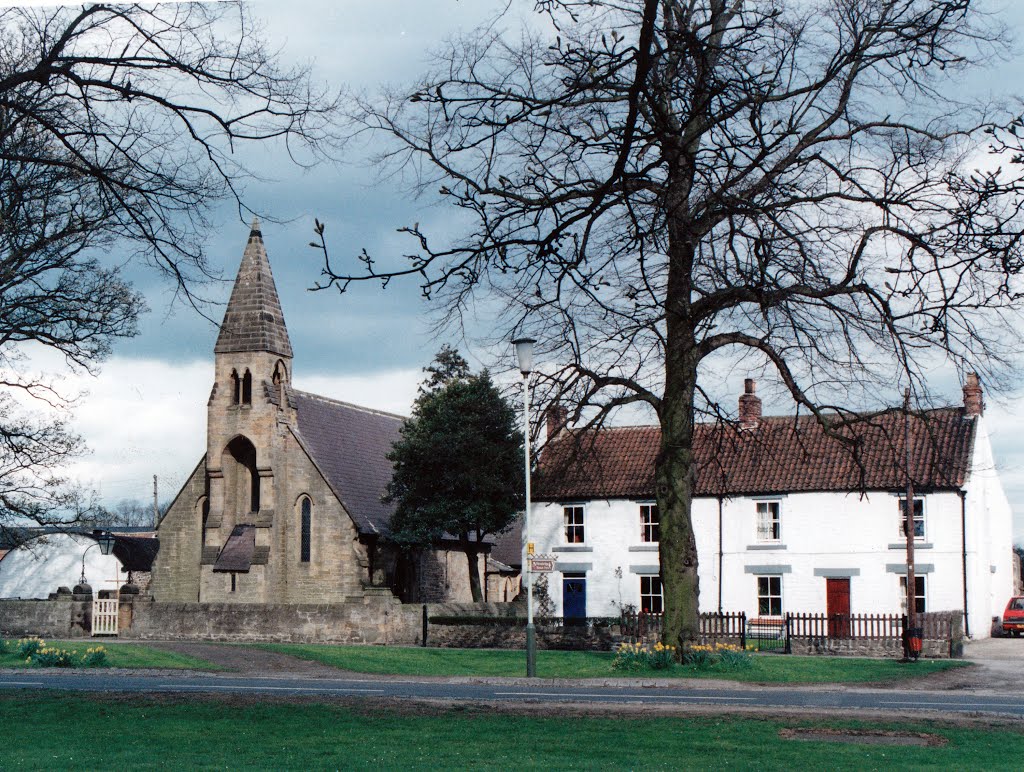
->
425, 621, 617, 651
0, 597, 960, 656
425, 601, 524, 619
788, 637, 953, 658
124, 596, 420, 645
0, 595, 422, 645
0, 598, 92, 639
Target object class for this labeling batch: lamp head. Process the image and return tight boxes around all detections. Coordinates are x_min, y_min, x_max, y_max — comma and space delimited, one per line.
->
512, 338, 536, 375
96, 530, 116, 556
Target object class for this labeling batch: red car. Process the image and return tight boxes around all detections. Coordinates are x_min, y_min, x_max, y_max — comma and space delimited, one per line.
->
1003, 597, 1024, 637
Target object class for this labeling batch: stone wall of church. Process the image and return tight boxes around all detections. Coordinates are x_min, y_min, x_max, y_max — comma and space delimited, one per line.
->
192, 427, 370, 605
149, 460, 207, 602
267, 430, 367, 603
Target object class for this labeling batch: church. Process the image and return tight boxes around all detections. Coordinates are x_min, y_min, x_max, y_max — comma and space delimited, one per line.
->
149, 220, 488, 604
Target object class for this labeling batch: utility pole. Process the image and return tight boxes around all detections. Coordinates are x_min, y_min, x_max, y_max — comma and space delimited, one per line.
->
153, 475, 160, 529
903, 388, 918, 660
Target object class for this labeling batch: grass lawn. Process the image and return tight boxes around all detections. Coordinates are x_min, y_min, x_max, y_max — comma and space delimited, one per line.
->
0, 640, 220, 670
251, 643, 967, 683
0, 692, 1019, 769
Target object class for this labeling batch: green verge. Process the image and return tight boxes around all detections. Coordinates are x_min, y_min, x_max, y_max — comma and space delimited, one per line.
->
0, 693, 1020, 770
250, 643, 967, 683
0, 640, 220, 670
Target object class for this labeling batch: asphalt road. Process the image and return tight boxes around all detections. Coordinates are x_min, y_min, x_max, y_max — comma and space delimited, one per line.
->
2, 670, 1023, 718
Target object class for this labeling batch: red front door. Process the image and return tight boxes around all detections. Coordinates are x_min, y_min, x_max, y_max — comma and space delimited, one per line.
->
826, 577, 851, 637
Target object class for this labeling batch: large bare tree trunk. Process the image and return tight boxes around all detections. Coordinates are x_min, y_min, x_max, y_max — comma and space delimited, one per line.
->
659, 160, 701, 649
657, 325, 701, 649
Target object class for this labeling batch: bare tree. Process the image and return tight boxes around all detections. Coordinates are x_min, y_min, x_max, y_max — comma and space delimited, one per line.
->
316, 1, 1024, 647
0, 2, 339, 529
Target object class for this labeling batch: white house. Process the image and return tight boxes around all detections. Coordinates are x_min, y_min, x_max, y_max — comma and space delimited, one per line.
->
530, 375, 1013, 638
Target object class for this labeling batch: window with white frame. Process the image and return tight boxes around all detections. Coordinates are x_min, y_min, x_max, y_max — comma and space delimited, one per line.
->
756, 501, 781, 542
899, 575, 927, 614
563, 504, 585, 544
898, 498, 925, 540
640, 576, 663, 613
640, 503, 659, 543
757, 575, 783, 616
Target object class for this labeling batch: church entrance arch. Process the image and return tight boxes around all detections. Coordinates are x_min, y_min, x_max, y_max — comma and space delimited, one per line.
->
222, 435, 260, 517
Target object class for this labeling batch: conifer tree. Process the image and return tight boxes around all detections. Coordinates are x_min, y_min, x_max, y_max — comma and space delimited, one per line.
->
387, 346, 523, 601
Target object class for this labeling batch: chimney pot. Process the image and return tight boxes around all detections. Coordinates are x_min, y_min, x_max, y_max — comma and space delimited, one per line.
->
739, 379, 762, 428
546, 402, 569, 439
963, 372, 984, 417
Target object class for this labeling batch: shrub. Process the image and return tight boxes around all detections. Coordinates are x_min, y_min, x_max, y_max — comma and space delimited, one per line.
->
612, 641, 677, 672
30, 646, 77, 668
17, 637, 45, 659
612, 641, 647, 671
717, 644, 753, 670
80, 646, 109, 668
682, 644, 717, 668
682, 642, 752, 670
647, 641, 676, 670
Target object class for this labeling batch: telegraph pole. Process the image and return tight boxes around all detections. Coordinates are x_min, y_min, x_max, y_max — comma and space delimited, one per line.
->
153, 475, 160, 529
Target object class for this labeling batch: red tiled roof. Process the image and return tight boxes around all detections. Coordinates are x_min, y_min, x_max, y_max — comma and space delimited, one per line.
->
534, 408, 976, 500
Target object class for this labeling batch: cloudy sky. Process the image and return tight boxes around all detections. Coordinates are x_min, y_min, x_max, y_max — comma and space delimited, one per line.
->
20, 0, 1024, 539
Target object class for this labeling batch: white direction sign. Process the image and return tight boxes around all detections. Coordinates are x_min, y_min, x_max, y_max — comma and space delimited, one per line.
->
530, 555, 555, 573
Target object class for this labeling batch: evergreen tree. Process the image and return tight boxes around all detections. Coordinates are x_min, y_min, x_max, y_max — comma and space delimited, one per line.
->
387, 349, 523, 601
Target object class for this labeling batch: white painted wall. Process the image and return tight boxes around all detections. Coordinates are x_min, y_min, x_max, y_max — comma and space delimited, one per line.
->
0, 534, 123, 599
530, 417, 1014, 638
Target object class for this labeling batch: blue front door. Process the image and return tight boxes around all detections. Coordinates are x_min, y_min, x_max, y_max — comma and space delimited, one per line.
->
562, 575, 586, 622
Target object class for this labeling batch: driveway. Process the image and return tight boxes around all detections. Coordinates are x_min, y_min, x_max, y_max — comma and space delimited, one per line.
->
891, 636, 1022, 693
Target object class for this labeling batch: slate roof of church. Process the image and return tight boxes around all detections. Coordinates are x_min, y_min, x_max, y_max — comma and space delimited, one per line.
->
213, 525, 256, 572
534, 408, 977, 501
293, 391, 405, 535
214, 218, 293, 358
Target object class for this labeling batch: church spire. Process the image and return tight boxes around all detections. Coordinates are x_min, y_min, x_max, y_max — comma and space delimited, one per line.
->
214, 217, 293, 358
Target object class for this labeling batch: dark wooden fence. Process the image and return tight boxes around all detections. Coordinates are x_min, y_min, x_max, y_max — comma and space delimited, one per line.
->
786, 612, 902, 641
619, 610, 960, 656
620, 611, 747, 645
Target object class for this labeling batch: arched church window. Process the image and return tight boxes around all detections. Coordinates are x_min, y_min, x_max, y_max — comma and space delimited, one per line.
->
300, 497, 312, 563
222, 436, 260, 515
231, 370, 241, 404
242, 369, 252, 405
273, 360, 288, 386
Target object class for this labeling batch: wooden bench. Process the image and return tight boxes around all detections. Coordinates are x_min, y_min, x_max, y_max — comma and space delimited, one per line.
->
746, 617, 785, 640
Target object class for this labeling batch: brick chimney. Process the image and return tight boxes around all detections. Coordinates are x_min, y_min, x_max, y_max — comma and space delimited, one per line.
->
963, 372, 984, 417
546, 402, 569, 439
739, 379, 762, 429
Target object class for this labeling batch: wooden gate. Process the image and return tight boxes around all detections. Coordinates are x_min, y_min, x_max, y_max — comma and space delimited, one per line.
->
91, 598, 119, 636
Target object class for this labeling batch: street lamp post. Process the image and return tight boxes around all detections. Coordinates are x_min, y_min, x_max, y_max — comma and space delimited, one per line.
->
79, 530, 117, 586
513, 337, 537, 678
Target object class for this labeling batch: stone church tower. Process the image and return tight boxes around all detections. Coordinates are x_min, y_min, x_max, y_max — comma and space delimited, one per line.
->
150, 220, 492, 605
150, 220, 402, 603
